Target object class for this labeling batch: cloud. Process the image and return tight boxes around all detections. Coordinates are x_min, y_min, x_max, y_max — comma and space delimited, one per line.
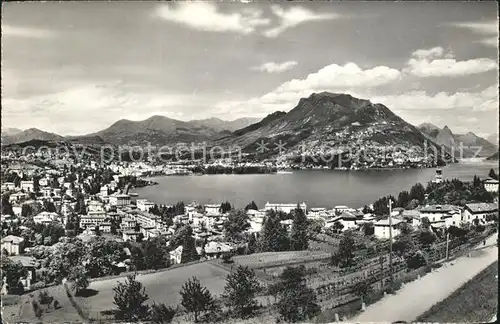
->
264, 5, 339, 37
155, 2, 270, 34
216, 62, 401, 115
276, 62, 401, 93
251, 61, 298, 73
2, 25, 54, 39
370, 85, 498, 112
405, 47, 497, 77
447, 21, 498, 47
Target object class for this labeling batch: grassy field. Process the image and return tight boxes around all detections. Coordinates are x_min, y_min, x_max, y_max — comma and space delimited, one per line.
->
3, 261, 231, 322
232, 250, 330, 269
417, 261, 498, 323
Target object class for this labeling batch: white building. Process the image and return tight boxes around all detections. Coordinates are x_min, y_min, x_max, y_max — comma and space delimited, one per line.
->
374, 218, 403, 240
33, 211, 60, 225
484, 178, 499, 193
419, 205, 461, 228
1, 182, 15, 191
204, 241, 234, 259
1, 235, 24, 255
100, 185, 109, 197
109, 194, 131, 207
79, 211, 107, 229
136, 199, 155, 212
169, 245, 183, 265
333, 205, 350, 214
264, 202, 307, 214
20, 181, 34, 192
204, 204, 221, 215
463, 203, 498, 224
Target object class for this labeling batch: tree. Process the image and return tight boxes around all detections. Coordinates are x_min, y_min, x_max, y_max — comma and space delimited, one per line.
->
488, 168, 499, 180
219, 201, 232, 214
290, 206, 309, 251
473, 175, 482, 188
372, 196, 395, 216
1, 260, 27, 295
420, 217, 431, 231
393, 234, 415, 257
222, 266, 260, 318
410, 183, 426, 203
149, 303, 176, 324
223, 210, 250, 242
362, 205, 372, 214
397, 190, 410, 209
113, 273, 149, 321
332, 221, 344, 234
244, 201, 258, 211
69, 265, 89, 295
180, 226, 200, 264
418, 230, 436, 247
406, 199, 420, 210
258, 211, 289, 252
353, 279, 373, 305
180, 277, 217, 322
331, 232, 355, 268
275, 266, 320, 323
142, 237, 169, 270
362, 223, 374, 236
1, 194, 14, 216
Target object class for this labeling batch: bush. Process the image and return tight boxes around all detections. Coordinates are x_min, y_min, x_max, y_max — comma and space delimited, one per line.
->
406, 251, 427, 270
38, 290, 53, 305
53, 299, 61, 309
30, 282, 47, 291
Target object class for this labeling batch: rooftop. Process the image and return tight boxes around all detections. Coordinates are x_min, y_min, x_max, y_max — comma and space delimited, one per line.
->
465, 202, 498, 213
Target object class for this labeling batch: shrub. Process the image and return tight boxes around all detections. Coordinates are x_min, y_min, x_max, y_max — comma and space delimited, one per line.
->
53, 299, 61, 309
38, 290, 53, 305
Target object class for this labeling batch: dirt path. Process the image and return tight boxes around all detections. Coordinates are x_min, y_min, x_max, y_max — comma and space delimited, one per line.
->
350, 233, 498, 323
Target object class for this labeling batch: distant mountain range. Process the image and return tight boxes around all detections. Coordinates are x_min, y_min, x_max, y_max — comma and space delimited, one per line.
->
1, 117, 259, 147
417, 123, 498, 158
1, 128, 65, 145
2, 93, 497, 165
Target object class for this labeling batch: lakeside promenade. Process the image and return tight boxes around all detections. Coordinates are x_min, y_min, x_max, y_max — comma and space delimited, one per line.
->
349, 233, 498, 323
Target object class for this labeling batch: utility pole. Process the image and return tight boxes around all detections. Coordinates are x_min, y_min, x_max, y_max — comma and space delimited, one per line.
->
445, 232, 450, 260
388, 199, 393, 284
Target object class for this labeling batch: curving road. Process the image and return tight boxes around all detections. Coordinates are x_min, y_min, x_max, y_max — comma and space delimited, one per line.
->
349, 233, 498, 323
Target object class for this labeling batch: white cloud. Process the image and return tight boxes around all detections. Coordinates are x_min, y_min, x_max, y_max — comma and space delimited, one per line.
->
264, 5, 339, 37
276, 62, 401, 92
2, 25, 54, 39
370, 85, 498, 112
447, 21, 499, 48
155, 3, 270, 34
405, 47, 497, 77
216, 62, 401, 115
251, 61, 298, 73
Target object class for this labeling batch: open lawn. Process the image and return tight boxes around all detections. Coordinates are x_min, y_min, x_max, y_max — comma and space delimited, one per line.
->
233, 250, 330, 269
417, 261, 498, 323
79, 261, 230, 320
2, 261, 231, 322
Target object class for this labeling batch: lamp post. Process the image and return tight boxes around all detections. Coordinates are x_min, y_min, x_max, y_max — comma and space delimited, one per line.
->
388, 199, 393, 284
445, 232, 450, 260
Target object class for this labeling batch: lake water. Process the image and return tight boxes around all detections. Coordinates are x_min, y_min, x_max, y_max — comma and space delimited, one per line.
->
135, 161, 499, 210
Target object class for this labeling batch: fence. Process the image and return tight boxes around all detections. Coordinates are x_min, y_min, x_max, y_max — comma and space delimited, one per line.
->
313, 228, 496, 309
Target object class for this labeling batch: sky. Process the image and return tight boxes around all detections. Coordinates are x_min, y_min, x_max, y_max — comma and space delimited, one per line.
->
2, 1, 499, 138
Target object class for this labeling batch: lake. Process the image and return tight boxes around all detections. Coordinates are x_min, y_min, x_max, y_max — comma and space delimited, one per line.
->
135, 161, 499, 210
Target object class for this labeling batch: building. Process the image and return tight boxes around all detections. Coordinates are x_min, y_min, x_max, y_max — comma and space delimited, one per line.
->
204, 241, 234, 259
20, 181, 34, 192
136, 199, 155, 212
374, 218, 403, 240
484, 178, 499, 193
120, 217, 138, 231
264, 202, 307, 214
325, 212, 358, 231
419, 205, 460, 228
1, 182, 15, 191
204, 204, 221, 215
100, 185, 109, 197
1, 235, 24, 255
109, 194, 131, 207
1, 256, 36, 294
463, 203, 498, 224
334, 205, 350, 214
122, 230, 141, 242
79, 211, 106, 229
33, 211, 60, 225
169, 245, 183, 265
